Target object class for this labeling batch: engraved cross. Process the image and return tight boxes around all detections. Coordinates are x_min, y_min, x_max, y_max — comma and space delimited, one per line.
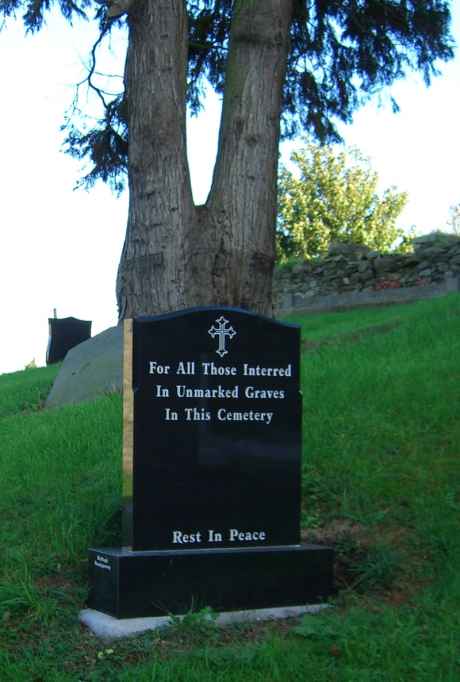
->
208, 316, 237, 357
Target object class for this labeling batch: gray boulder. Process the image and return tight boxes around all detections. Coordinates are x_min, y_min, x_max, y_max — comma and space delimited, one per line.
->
46, 325, 123, 408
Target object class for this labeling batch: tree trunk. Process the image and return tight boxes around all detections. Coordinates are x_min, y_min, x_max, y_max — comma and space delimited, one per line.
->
116, 0, 293, 319
116, 0, 194, 319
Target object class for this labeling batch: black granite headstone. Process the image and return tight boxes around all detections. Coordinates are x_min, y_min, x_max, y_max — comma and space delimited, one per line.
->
46, 316, 92, 365
88, 307, 334, 618
131, 308, 301, 550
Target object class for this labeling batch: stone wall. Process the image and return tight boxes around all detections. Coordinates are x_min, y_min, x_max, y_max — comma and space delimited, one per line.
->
274, 233, 460, 313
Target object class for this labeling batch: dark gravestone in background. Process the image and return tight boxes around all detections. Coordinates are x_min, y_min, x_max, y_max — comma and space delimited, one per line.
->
88, 307, 335, 619
46, 316, 92, 365
130, 308, 301, 551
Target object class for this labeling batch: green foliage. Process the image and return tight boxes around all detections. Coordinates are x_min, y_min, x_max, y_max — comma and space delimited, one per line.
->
63, 92, 128, 195
352, 544, 402, 592
277, 142, 408, 261
166, 607, 219, 646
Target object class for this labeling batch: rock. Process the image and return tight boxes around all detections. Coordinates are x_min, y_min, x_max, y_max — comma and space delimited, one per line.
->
328, 241, 371, 257
46, 325, 123, 409
401, 256, 420, 267
414, 232, 460, 253
358, 261, 372, 273
416, 260, 432, 271
413, 233, 440, 244
419, 246, 448, 259
417, 268, 433, 278
373, 255, 399, 273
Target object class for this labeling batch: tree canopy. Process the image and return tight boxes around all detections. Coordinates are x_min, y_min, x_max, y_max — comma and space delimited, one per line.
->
277, 142, 409, 261
3, 0, 453, 194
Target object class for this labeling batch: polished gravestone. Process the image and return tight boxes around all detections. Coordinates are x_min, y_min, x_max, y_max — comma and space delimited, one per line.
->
88, 307, 334, 618
46, 316, 92, 365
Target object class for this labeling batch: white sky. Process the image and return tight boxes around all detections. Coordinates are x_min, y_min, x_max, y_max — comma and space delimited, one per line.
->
0, 6, 459, 374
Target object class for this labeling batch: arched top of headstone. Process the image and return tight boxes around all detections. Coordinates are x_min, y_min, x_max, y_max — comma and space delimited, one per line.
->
133, 306, 300, 366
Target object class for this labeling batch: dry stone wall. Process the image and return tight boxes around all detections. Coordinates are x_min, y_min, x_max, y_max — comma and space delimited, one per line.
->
274, 233, 460, 313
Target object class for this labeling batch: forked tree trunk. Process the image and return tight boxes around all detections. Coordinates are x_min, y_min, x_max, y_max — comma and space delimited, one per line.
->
116, 0, 293, 319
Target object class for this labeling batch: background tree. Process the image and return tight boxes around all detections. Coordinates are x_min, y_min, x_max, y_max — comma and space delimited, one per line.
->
277, 142, 408, 261
1, 0, 454, 317
447, 203, 460, 235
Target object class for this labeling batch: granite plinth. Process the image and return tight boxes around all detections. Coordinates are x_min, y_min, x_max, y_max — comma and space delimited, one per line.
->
88, 544, 334, 619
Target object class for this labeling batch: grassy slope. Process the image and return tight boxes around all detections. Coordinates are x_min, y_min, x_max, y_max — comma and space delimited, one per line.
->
0, 295, 459, 681
0, 364, 61, 419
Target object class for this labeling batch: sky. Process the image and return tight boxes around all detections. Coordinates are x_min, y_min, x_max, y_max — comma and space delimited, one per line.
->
0, 5, 459, 375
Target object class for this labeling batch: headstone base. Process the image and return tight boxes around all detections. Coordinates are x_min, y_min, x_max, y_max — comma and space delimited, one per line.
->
88, 544, 335, 619
80, 603, 330, 640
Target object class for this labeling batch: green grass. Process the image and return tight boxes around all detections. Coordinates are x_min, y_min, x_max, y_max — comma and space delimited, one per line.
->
0, 364, 60, 418
1, 294, 460, 680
